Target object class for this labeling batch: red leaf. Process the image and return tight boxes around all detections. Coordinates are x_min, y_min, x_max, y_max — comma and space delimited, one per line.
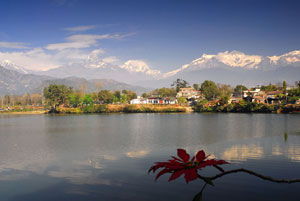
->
155, 168, 171, 181
168, 170, 186, 182
196, 150, 206, 162
177, 149, 190, 162
184, 168, 198, 183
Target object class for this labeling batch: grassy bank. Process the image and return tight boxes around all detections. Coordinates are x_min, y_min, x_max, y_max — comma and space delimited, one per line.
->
57, 104, 187, 114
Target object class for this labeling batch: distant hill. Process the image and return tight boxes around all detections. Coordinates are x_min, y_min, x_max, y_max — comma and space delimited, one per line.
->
0, 66, 51, 95
35, 77, 151, 95
0, 66, 150, 96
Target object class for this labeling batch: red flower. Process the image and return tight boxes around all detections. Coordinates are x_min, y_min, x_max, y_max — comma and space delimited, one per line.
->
148, 149, 229, 183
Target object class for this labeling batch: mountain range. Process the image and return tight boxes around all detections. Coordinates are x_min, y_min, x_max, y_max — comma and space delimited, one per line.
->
0, 50, 300, 95
37, 50, 300, 87
0, 66, 150, 96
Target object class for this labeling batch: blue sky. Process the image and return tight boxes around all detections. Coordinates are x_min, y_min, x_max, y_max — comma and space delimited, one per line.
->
0, 0, 300, 71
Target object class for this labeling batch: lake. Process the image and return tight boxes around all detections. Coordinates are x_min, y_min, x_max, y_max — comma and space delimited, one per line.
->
0, 113, 299, 201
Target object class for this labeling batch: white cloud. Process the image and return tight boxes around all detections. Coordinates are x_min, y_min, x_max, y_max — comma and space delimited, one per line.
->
0, 48, 90, 71
121, 60, 161, 75
46, 33, 132, 50
0, 41, 28, 49
84, 50, 118, 68
102, 56, 118, 64
64, 25, 97, 32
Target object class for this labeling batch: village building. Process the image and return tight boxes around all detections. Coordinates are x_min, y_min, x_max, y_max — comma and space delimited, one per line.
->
130, 97, 147, 104
228, 97, 243, 104
176, 88, 201, 99
266, 90, 284, 104
243, 88, 261, 98
253, 96, 266, 104
130, 96, 177, 105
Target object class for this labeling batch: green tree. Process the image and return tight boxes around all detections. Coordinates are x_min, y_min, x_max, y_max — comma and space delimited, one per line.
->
201, 80, 219, 100
234, 85, 248, 97
69, 93, 81, 107
141, 93, 149, 98
121, 94, 127, 103
98, 90, 114, 104
177, 97, 187, 104
283, 81, 287, 93
125, 90, 137, 101
193, 84, 199, 91
91, 92, 98, 102
218, 84, 232, 97
114, 90, 121, 101
152, 87, 176, 97
219, 95, 229, 106
81, 94, 94, 105
43, 84, 73, 111
261, 83, 278, 92
171, 79, 189, 92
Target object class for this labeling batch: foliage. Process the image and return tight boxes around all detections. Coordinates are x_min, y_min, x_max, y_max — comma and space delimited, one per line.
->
141, 93, 149, 98
287, 87, 300, 103
69, 92, 81, 107
177, 97, 187, 104
125, 90, 138, 101
81, 94, 94, 105
219, 95, 229, 106
200, 80, 219, 100
260, 83, 279, 92
114, 90, 121, 101
218, 84, 232, 97
283, 81, 287, 93
98, 90, 114, 104
43, 84, 72, 111
151, 87, 177, 97
194, 100, 276, 113
123, 104, 186, 113
234, 85, 247, 96
193, 84, 199, 91
91, 92, 98, 101
171, 79, 189, 92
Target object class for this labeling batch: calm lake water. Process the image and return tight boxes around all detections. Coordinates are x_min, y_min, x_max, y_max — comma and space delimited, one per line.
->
0, 113, 299, 201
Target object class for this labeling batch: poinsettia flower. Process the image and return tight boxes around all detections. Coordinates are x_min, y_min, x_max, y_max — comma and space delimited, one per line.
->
148, 149, 229, 183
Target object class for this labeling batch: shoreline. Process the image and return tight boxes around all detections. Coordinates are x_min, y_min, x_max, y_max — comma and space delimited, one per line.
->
1, 107, 300, 115
0, 110, 47, 115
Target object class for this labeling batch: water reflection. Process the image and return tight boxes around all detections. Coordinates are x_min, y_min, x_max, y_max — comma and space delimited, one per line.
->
0, 113, 299, 201
220, 144, 264, 161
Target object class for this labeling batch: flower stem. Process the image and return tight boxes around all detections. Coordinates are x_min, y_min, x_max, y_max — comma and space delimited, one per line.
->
199, 168, 300, 184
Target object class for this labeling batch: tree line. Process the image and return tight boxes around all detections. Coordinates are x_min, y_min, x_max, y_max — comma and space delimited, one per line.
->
0, 93, 43, 108
43, 84, 137, 112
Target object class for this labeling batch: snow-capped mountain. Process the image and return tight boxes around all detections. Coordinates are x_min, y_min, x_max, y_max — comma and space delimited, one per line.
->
35, 53, 161, 84
1, 50, 300, 89
0, 60, 29, 74
163, 50, 300, 78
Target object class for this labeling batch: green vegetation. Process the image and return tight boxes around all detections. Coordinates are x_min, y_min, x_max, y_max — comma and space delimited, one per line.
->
201, 80, 219, 100
234, 85, 247, 97
150, 87, 177, 97
43, 84, 73, 112
59, 104, 186, 114
171, 79, 189, 92
2, 79, 300, 114
194, 101, 276, 113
